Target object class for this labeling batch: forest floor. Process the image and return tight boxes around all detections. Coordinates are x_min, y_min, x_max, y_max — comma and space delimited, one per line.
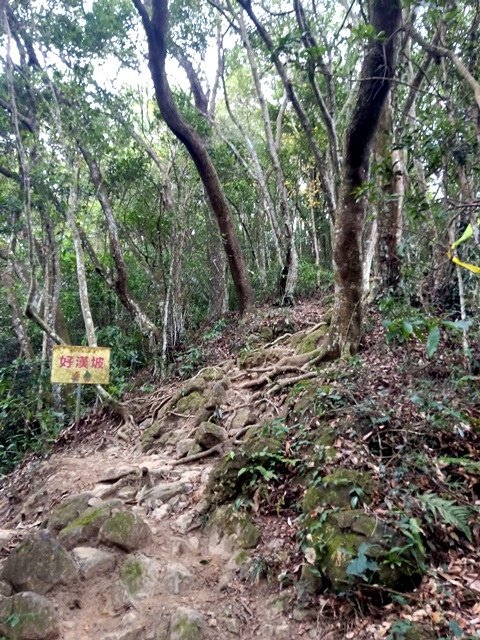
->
0, 300, 479, 640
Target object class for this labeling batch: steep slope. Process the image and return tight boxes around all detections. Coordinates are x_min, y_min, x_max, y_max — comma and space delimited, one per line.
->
0, 303, 479, 640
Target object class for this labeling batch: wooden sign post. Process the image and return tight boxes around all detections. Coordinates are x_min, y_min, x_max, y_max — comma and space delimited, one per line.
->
51, 345, 111, 438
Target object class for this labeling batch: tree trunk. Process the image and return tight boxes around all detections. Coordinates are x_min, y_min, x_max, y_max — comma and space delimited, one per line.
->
328, 0, 401, 357
132, 0, 253, 314
376, 97, 403, 291
235, 4, 298, 304
80, 146, 158, 339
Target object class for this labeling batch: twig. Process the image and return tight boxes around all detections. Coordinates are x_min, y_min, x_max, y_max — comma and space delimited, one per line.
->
432, 569, 480, 598
167, 411, 196, 419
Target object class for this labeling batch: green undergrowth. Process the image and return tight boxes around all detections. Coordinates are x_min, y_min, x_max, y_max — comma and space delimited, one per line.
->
206, 304, 480, 631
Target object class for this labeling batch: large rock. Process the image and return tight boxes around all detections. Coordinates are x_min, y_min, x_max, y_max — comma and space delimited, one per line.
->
169, 607, 204, 640
139, 482, 190, 509
47, 493, 93, 532
116, 554, 159, 606
0, 592, 59, 639
208, 506, 260, 552
57, 504, 113, 549
303, 509, 425, 593
99, 510, 151, 552
71, 547, 117, 579
176, 439, 201, 460
301, 469, 376, 512
2, 530, 77, 595
164, 562, 193, 595
194, 422, 227, 450
206, 432, 285, 504
231, 409, 255, 432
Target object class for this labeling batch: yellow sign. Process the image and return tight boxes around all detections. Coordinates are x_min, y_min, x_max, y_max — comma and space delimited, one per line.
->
51, 346, 111, 385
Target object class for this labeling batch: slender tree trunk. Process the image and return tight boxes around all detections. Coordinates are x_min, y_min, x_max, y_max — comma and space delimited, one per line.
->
80, 146, 158, 338
237, 0, 337, 219
376, 97, 403, 291
66, 167, 97, 346
206, 208, 229, 319
132, 0, 253, 314
3, 268, 34, 359
234, 3, 298, 304
328, 0, 401, 357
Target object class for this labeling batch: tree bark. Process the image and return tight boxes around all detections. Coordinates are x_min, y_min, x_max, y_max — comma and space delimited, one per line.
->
328, 0, 401, 357
132, 0, 253, 314
234, 3, 297, 304
80, 146, 158, 338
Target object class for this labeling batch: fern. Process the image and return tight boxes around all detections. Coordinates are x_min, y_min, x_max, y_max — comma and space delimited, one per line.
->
439, 457, 480, 473
418, 492, 472, 542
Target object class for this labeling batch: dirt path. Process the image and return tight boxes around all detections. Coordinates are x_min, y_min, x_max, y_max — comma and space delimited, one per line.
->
0, 376, 321, 640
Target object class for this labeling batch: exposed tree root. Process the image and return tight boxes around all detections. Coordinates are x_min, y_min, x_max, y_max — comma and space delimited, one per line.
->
171, 443, 224, 465
265, 371, 317, 396
263, 333, 292, 348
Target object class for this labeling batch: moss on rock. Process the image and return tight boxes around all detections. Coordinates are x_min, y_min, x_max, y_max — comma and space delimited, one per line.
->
210, 506, 260, 550
169, 607, 204, 640
58, 505, 111, 549
0, 592, 59, 640
292, 325, 328, 354
301, 509, 425, 594
301, 469, 376, 512
206, 433, 285, 504
2, 530, 78, 595
47, 493, 93, 532
99, 510, 151, 552
176, 391, 205, 414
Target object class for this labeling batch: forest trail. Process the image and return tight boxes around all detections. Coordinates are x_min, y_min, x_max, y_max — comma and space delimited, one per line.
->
0, 309, 329, 640
0, 303, 479, 640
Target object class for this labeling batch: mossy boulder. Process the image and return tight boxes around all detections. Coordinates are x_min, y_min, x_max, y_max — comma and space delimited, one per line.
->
2, 530, 78, 595
47, 493, 93, 532
289, 382, 333, 418
292, 325, 328, 354
303, 509, 425, 593
231, 408, 256, 432
194, 422, 227, 449
204, 381, 228, 409
200, 367, 224, 382
210, 506, 260, 550
0, 592, 59, 639
301, 469, 376, 512
206, 433, 285, 504
118, 554, 159, 600
58, 504, 112, 549
99, 510, 151, 552
238, 348, 277, 370
169, 607, 204, 640
176, 391, 205, 414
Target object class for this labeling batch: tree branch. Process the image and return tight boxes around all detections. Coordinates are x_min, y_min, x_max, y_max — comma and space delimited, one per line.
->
409, 27, 480, 110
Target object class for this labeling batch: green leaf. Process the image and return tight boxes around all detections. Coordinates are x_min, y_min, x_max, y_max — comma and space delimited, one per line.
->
401, 320, 414, 338
443, 319, 472, 331
346, 543, 378, 581
418, 492, 472, 541
426, 325, 440, 357
448, 620, 464, 637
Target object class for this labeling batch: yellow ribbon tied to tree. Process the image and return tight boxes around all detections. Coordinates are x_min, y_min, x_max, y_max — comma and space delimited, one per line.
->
448, 219, 480, 274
